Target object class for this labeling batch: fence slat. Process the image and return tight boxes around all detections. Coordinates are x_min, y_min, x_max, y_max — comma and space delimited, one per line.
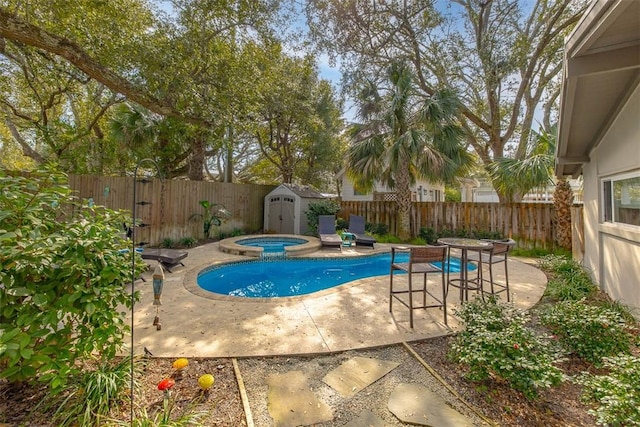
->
66, 175, 582, 251
337, 201, 582, 250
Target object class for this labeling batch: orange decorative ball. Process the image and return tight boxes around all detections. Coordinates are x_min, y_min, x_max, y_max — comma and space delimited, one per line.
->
172, 358, 189, 370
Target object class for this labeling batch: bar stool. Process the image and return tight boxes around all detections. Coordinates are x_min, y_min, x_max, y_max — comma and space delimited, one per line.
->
389, 246, 448, 328
467, 239, 515, 301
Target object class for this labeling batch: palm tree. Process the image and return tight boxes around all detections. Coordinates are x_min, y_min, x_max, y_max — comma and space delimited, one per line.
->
486, 124, 557, 202
487, 124, 574, 249
347, 62, 473, 240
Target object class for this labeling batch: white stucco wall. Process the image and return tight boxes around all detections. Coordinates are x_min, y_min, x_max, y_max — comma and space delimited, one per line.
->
582, 84, 640, 312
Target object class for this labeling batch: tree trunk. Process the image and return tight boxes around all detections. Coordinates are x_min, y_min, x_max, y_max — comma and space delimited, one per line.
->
395, 156, 412, 240
188, 136, 205, 181
553, 178, 574, 249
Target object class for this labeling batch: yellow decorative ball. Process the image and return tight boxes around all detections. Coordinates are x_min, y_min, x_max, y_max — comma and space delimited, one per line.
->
172, 358, 189, 370
198, 373, 215, 390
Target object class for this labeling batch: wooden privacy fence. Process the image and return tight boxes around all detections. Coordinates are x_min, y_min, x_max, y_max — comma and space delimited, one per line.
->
66, 174, 583, 251
340, 201, 584, 250
68, 175, 276, 246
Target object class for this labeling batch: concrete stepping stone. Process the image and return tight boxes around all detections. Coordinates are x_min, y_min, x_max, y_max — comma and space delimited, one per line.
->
267, 370, 333, 427
322, 356, 400, 398
342, 409, 388, 426
388, 383, 474, 426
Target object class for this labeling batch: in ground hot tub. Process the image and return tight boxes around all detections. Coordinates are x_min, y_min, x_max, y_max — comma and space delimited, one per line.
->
218, 234, 321, 257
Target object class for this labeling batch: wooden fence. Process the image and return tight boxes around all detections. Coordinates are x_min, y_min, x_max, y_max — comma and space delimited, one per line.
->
66, 175, 583, 251
68, 175, 276, 246
340, 201, 585, 251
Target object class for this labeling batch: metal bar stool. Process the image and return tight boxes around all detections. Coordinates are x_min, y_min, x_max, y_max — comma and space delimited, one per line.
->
389, 246, 448, 328
467, 239, 515, 301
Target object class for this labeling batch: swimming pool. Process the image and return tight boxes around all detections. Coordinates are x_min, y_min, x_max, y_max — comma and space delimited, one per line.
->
236, 236, 307, 253
197, 252, 475, 298
218, 234, 320, 257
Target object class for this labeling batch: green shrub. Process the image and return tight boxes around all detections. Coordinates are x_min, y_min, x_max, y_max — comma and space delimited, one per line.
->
449, 297, 564, 399
374, 234, 403, 244
366, 223, 388, 235
49, 356, 137, 427
538, 255, 598, 301
538, 300, 634, 365
305, 200, 340, 235
161, 237, 175, 248
179, 237, 196, 248
576, 355, 640, 426
418, 227, 438, 244
0, 166, 146, 393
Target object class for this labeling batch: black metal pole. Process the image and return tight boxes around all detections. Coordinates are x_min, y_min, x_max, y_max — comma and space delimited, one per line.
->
131, 159, 160, 425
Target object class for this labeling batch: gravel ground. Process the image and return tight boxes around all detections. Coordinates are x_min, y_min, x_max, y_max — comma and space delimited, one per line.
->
237, 343, 489, 427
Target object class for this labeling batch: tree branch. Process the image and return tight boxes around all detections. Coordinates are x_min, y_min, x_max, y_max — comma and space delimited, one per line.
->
0, 8, 209, 126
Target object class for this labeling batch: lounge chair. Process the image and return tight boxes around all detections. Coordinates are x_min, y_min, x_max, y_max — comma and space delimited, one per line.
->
318, 215, 343, 251
139, 248, 188, 272
347, 214, 376, 248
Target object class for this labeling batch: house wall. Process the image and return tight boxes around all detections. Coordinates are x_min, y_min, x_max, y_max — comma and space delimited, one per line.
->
582, 84, 640, 312
340, 175, 443, 201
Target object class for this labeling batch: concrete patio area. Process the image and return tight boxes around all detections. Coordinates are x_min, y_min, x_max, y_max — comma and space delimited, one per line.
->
127, 242, 547, 358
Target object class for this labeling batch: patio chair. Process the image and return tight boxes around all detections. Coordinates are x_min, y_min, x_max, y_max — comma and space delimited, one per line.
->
347, 214, 376, 248
466, 238, 515, 301
389, 245, 448, 328
139, 248, 188, 273
318, 215, 343, 251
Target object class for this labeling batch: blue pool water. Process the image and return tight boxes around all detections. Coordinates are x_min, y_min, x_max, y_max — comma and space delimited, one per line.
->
198, 252, 475, 298
237, 237, 307, 253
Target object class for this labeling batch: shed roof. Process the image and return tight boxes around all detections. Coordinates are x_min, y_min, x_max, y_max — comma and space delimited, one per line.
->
274, 183, 326, 199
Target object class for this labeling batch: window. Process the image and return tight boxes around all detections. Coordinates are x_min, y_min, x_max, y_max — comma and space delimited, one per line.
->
353, 184, 369, 196
602, 172, 640, 226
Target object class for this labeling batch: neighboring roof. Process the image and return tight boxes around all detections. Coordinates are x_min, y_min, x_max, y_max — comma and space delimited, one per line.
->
273, 183, 326, 199
556, 0, 640, 177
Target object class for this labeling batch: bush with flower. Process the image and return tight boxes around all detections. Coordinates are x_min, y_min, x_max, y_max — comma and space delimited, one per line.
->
449, 296, 565, 400
538, 299, 635, 365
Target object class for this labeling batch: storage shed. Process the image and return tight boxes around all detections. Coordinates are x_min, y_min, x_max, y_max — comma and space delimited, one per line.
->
264, 184, 326, 235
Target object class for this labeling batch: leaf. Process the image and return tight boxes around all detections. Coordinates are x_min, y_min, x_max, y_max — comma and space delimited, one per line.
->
20, 348, 34, 360
6, 287, 29, 296
32, 293, 48, 306
0, 328, 20, 343
85, 302, 96, 315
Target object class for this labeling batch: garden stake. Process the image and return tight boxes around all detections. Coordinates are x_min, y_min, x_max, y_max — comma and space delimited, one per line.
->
153, 262, 164, 330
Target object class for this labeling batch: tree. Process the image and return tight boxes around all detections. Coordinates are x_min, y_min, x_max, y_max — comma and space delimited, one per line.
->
486, 124, 557, 202
305, 0, 588, 201
348, 61, 472, 240
251, 49, 345, 186
109, 103, 209, 179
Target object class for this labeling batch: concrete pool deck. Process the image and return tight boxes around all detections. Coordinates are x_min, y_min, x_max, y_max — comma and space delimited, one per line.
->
127, 241, 547, 358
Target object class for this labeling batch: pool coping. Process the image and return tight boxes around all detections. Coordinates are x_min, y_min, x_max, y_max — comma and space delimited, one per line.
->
218, 234, 321, 257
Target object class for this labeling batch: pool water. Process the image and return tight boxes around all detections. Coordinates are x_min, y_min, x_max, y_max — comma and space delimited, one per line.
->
236, 237, 307, 253
198, 252, 475, 298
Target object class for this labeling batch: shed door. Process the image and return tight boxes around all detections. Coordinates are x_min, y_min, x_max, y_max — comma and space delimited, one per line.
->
268, 196, 295, 233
